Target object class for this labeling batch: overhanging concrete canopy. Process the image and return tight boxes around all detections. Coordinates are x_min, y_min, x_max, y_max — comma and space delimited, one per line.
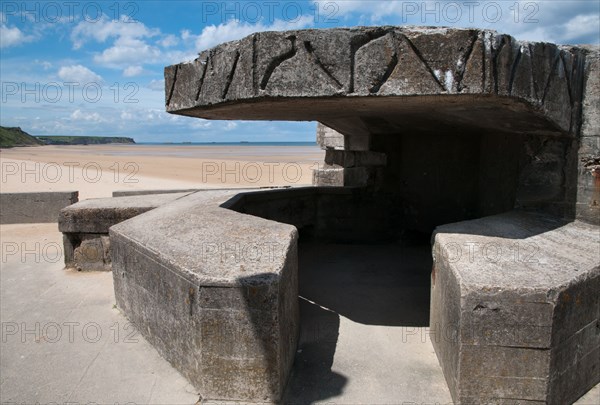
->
165, 27, 587, 137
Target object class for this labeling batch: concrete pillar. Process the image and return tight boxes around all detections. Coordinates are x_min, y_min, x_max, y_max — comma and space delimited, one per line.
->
577, 46, 600, 224
313, 123, 386, 187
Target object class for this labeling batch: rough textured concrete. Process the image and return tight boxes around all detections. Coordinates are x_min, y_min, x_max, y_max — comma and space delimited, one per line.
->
166, 27, 585, 138
110, 190, 299, 402
577, 46, 600, 224
167, 26, 599, 226
113, 188, 201, 197
59, 192, 193, 271
316, 122, 369, 151
313, 148, 386, 187
3, 223, 598, 404
0, 191, 78, 224
430, 210, 600, 404
59, 192, 192, 234
152, 25, 600, 402
227, 186, 398, 242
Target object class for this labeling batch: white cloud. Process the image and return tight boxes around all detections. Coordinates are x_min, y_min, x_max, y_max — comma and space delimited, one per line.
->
0, 24, 35, 48
120, 111, 133, 120
191, 119, 212, 129
70, 109, 104, 122
71, 14, 158, 50
34, 60, 53, 70
147, 79, 165, 91
311, 0, 600, 44
94, 36, 161, 67
191, 16, 314, 51
58, 65, 102, 84
224, 122, 238, 131
562, 14, 600, 43
158, 34, 179, 47
123, 65, 144, 77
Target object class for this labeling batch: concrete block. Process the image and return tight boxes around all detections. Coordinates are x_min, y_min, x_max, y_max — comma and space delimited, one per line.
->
324, 150, 387, 168
110, 190, 299, 402
70, 234, 111, 272
59, 192, 192, 234
316, 123, 344, 150
112, 189, 201, 197
60, 192, 194, 271
312, 166, 344, 187
430, 211, 600, 404
166, 27, 590, 138
0, 191, 78, 224
577, 46, 600, 224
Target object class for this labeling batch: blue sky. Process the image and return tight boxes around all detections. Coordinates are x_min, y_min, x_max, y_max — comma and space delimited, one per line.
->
1, 0, 599, 142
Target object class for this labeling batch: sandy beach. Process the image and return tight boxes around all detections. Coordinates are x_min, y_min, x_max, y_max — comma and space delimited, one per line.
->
0, 144, 324, 199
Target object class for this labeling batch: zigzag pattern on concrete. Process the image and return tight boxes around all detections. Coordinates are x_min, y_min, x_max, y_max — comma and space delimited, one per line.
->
165, 27, 587, 135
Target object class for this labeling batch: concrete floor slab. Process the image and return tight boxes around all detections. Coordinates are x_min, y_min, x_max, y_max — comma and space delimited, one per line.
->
1, 224, 199, 405
1, 224, 598, 404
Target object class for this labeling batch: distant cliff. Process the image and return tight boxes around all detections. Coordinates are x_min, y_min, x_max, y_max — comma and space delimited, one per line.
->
36, 136, 136, 145
0, 126, 45, 148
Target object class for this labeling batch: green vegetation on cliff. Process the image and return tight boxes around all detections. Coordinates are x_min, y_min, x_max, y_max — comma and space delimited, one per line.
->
0, 126, 45, 148
36, 136, 136, 145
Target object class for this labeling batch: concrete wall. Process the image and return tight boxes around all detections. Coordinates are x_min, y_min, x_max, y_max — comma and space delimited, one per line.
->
112, 189, 200, 197
0, 192, 78, 224
227, 187, 398, 242
315, 122, 578, 234
576, 46, 600, 224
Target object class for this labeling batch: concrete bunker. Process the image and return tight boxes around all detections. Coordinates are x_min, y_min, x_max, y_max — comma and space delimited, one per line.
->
98, 26, 600, 404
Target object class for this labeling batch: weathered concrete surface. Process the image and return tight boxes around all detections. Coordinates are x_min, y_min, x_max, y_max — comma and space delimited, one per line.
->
0, 191, 78, 224
59, 192, 192, 234
227, 187, 398, 242
313, 147, 387, 187
430, 211, 600, 404
166, 27, 585, 138
113, 188, 201, 197
59, 192, 193, 271
2, 223, 598, 404
316, 122, 369, 151
110, 190, 299, 402
167, 26, 599, 225
577, 46, 600, 224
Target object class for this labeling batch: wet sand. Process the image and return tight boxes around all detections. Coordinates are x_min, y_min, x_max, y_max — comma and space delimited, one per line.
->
0, 144, 325, 199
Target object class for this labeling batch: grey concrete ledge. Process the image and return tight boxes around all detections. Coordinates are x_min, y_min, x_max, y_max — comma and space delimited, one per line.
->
0, 191, 78, 224
430, 210, 600, 404
110, 189, 298, 287
59, 192, 195, 272
110, 188, 300, 401
166, 26, 593, 137
112, 189, 202, 197
59, 192, 194, 234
